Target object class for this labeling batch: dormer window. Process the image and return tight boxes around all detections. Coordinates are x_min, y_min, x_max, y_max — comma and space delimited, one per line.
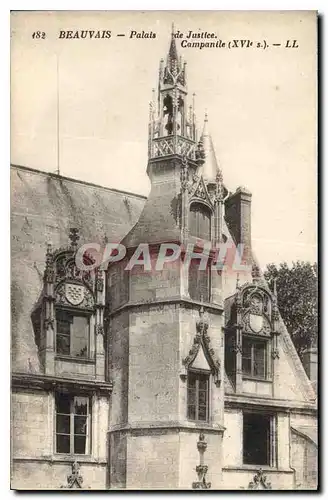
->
32, 228, 106, 376
224, 281, 278, 388
189, 202, 211, 240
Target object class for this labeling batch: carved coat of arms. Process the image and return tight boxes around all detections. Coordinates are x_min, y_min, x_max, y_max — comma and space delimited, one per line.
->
65, 283, 85, 306
249, 295, 263, 333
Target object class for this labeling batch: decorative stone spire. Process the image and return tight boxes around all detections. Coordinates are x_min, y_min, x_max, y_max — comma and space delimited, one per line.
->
168, 23, 178, 63
199, 114, 220, 184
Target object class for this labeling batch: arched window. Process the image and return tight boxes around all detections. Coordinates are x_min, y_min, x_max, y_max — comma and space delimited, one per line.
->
189, 203, 211, 241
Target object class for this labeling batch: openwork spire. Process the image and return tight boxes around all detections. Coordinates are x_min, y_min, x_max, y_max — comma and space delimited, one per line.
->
168, 23, 178, 62
148, 27, 197, 162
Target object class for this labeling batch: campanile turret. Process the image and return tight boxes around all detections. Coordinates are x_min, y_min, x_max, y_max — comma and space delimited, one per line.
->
107, 28, 226, 489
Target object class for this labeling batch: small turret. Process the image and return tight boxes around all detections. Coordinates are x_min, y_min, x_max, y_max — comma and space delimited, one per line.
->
148, 24, 197, 163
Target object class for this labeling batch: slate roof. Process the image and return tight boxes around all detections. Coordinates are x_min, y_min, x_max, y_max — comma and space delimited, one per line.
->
11, 164, 146, 373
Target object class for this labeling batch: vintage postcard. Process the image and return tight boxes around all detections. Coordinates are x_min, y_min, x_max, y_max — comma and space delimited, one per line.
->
10, 11, 318, 490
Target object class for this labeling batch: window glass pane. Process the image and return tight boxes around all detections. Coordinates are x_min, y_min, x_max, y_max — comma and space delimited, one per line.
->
56, 434, 70, 454
198, 376, 208, 391
71, 316, 89, 357
56, 394, 71, 414
56, 334, 70, 355
254, 342, 265, 378
187, 372, 196, 389
74, 435, 87, 454
198, 405, 207, 421
187, 388, 196, 405
242, 357, 252, 375
243, 338, 252, 357
56, 414, 70, 434
57, 319, 71, 335
74, 416, 87, 435
187, 405, 196, 420
74, 397, 88, 415
198, 390, 207, 405
242, 338, 252, 375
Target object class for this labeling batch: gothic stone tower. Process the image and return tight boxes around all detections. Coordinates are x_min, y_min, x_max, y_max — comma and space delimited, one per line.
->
107, 29, 227, 489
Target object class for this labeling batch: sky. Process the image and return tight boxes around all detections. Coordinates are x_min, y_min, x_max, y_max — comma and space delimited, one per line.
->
10, 10, 317, 268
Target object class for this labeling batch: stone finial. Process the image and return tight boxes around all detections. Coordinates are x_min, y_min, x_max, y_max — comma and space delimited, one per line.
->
251, 263, 261, 283
44, 242, 54, 283
69, 228, 80, 250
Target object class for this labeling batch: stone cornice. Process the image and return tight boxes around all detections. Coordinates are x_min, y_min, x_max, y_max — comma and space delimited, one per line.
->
225, 394, 317, 414
108, 421, 225, 435
11, 372, 113, 396
108, 296, 224, 318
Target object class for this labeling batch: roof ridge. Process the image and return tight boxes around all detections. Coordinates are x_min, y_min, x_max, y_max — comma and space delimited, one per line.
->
11, 164, 147, 200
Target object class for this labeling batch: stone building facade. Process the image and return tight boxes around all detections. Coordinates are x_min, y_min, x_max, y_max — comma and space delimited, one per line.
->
11, 31, 317, 490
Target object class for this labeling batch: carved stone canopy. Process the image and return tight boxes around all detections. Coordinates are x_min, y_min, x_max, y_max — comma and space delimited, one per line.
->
182, 305, 221, 386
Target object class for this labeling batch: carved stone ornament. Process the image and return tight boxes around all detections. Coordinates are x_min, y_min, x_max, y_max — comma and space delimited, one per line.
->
232, 342, 243, 354
271, 348, 280, 359
180, 156, 189, 190
251, 263, 261, 282
96, 324, 104, 336
96, 269, 104, 293
43, 317, 54, 330
247, 469, 272, 490
61, 461, 83, 489
69, 227, 80, 250
193, 178, 207, 200
44, 243, 55, 283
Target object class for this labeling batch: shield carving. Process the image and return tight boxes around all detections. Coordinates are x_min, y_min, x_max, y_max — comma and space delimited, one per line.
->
249, 313, 263, 333
65, 284, 84, 306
